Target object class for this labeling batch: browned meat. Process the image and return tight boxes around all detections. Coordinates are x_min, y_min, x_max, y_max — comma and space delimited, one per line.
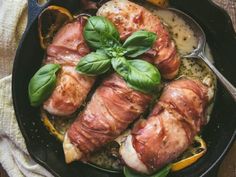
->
43, 17, 95, 116
120, 79, 209, 174
63, 74, 151, 162
97, 0, 180, 79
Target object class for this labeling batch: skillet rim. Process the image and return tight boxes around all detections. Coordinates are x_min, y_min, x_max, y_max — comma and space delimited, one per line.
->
12, 0, 236, 177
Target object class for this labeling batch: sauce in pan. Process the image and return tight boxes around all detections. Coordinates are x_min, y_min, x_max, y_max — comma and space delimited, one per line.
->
155, 9, 198, 56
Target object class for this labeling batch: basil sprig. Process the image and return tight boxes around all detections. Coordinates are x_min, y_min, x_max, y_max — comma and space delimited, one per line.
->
77, 16, 161, 93
123, 164, 171, 177
28, 64, 61, 107
123, 30, 157, 58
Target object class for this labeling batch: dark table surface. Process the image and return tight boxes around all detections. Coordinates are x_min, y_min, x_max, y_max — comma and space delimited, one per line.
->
0, 0, 235, 177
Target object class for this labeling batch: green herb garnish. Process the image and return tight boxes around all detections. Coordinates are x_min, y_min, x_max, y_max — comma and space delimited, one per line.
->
77, 16, 161, 93
123, 164, 171, 177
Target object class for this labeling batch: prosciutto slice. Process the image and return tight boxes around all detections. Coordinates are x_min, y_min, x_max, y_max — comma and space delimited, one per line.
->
120, 79, 209, 174
63, 74, 151, 162
97, 0, 180, 79
43, 17, 95, 116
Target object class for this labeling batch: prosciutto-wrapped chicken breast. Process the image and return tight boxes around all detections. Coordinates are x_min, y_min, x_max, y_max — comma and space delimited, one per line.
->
120, 79, 209, 174
97, 0, 180, 79
43, 17, 95, 116
63, 74, 151, 163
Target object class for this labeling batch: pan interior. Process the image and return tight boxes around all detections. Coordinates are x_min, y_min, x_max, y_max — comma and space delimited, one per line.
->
12, 0, 236, 177
41, 0, 216, 172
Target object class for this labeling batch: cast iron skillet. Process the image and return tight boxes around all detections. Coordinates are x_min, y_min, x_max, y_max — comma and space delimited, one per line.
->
12, 0, 236, 177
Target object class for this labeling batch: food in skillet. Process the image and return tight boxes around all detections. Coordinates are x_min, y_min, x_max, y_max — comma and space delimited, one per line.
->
28, 0, 216, 176
120, 78, 209, 174
63, 0, 182, 163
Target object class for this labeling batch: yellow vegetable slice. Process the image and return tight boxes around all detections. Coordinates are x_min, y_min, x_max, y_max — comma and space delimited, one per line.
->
171, 136, 207, 171
146, 0, 168, 7
38, 5, 73, 49
41, 110, 64, 141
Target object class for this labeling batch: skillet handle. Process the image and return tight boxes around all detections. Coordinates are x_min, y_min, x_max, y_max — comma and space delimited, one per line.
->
27, 0, 51, 28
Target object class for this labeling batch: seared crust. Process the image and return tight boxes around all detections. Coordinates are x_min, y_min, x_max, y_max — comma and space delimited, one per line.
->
43, 66, 94, 116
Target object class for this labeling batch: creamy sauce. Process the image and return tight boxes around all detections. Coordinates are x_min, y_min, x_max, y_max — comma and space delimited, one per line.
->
42, 2, 217, 172
155, 9, 198, 56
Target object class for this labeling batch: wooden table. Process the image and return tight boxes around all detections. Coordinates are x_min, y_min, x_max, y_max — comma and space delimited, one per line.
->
0, 0, 235, 176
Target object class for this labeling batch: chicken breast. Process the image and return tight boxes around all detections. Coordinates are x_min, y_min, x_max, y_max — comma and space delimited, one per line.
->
120, 79, 209, 174
97, 0, 180, 79
43, 17, 95, 116
63, 74, 151, 163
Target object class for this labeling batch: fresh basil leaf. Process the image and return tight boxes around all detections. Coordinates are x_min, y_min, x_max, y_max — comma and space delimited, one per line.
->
76, 50, 111, 75
123, 164, 171, 177
150, 165, 171, 177
111, 57, 130, 79
127, 59, 161, 93
28, 64, 61, 107
124, 166, 148, 177
112, 57, 160, 93
123, 30, 157, 58
83, 16, 120, 49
